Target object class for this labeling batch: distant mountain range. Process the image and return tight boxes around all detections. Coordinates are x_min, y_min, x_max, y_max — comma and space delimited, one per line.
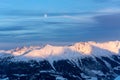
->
0, 41, 120, 80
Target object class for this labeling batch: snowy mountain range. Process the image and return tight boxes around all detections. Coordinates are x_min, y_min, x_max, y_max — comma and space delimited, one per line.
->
0, 41, 120, 80
1, 41, 120, 60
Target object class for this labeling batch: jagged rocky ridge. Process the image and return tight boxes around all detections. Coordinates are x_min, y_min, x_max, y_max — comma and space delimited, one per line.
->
0, 41, 120, 80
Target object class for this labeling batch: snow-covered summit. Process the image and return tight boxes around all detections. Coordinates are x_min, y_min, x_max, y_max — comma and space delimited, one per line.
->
0, 41, 120, 61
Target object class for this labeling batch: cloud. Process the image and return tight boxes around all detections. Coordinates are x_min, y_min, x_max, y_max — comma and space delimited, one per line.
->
97, 8, 120, 14
0, 8, 120, 47
94, 13, 120, 27
92, 8, 120, 28
85, 12, 120, 41
1, 7, 120, 26
0, 26, 27, 31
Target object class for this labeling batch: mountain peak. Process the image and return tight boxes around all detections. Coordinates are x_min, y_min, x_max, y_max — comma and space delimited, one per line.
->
89, 41, 120, 54
71, 42, 92, 54
0, 41, 120, 61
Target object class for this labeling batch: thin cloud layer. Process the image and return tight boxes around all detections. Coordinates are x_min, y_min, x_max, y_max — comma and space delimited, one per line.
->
0, 0, 120, 49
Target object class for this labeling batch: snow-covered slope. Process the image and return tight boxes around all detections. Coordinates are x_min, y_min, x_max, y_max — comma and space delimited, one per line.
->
0, 41, 120, 61
0, 41, 120, 80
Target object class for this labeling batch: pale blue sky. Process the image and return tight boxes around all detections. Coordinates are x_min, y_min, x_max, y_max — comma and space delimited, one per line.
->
0, 0, 120, 49
0, 0, 119, 13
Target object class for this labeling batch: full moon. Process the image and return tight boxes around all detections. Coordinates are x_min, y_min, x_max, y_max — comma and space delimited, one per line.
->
44, 14, 48, 18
